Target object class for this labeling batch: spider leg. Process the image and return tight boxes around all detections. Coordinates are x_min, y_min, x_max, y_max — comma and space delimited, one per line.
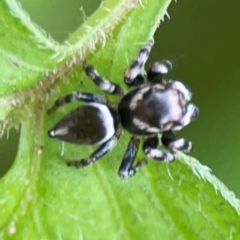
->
47, 92, 106, 114
143, 135, 176, 162
124, 40, 154, 86
171, 103, 199, 131
147, 60, 172, 84
118, 136, 147, 178
161, 130, 193, 153
83, 62, 123, 96
68, 128, 122, 168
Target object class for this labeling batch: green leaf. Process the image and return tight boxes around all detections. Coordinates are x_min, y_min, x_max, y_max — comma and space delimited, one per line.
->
1, 0, 240, 239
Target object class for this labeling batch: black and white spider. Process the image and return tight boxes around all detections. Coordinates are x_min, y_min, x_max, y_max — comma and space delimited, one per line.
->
47, 40, 198, 178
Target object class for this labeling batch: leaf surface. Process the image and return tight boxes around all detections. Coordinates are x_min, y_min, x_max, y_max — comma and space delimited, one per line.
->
1, 0, 240, 239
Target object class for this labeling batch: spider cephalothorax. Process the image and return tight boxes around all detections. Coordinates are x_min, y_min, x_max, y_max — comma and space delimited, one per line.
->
47, 40, 198, 178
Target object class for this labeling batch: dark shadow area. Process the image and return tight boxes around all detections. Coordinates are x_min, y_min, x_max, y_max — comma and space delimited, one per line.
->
0, 126, 20, 177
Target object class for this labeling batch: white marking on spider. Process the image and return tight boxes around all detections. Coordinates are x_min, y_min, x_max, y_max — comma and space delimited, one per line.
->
89, 103, 115, 145
52, 127, 69, 136
180, 104, 197, 126
151, 61, 172, 74
98, 78, 116, 93
156, 89, 182, 125
172, 81, 192, 101
129, 86, 150, 110
133, 117, 150, 130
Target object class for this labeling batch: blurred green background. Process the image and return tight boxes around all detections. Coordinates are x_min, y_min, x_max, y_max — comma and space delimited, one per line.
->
1, 0, 240, 197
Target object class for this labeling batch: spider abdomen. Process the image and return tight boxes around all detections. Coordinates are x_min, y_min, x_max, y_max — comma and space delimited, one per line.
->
48, 103, 118, 145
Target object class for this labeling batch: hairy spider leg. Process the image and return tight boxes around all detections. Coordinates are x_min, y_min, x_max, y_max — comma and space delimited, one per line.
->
124, 40, 154, 86
83, 61, 123, 96
67, 128, 122, 168
171, 103, 199, 131
47, 91, 106, 114
143, 131, 193, 163
161, 130, 193, 153
147, 60, 172, 84
143, 135, 176, 162
118, 136, 147, 178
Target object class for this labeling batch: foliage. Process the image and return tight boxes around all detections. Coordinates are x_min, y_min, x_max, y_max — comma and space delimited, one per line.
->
0, 0, 240, 239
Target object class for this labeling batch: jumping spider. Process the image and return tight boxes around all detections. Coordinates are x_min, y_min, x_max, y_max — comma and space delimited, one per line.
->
47, 40, 198, 178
